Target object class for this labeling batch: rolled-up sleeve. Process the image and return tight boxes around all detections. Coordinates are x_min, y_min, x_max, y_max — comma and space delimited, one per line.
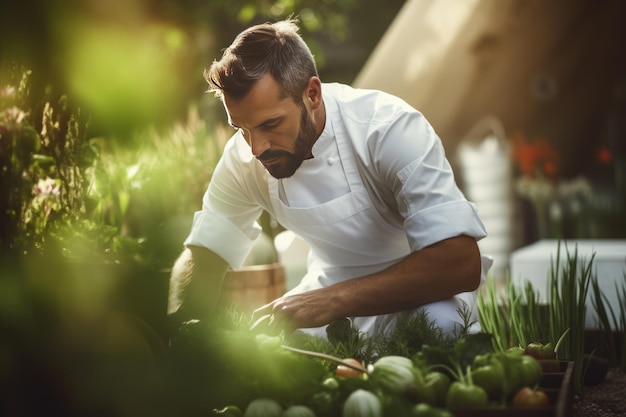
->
374, 110, 487, 251
403, 200, 487, 251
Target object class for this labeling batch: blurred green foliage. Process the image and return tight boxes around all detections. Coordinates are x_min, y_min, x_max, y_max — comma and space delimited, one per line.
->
0, 65, 96, 254
0, 65, 223, 415
0, 0, 405, 139
1, 65, 229, 267
0, 3, 406, 415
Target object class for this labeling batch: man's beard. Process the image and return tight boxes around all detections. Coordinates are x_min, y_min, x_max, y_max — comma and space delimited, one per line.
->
257, 105, 318, 179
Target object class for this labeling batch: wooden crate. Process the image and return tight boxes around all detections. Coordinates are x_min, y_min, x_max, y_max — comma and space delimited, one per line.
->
220, 263, 286, 314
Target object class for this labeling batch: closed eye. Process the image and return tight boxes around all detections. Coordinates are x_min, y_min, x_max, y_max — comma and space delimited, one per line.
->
259, 118, 281, 130
228, 116, 282, 133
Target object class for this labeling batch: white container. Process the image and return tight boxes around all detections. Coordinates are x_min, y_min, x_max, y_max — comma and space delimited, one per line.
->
457, 132, 518, 283
510, 239, 626, 329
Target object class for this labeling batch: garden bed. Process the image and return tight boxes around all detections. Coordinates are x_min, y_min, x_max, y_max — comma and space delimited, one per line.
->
450, 361, 573, 417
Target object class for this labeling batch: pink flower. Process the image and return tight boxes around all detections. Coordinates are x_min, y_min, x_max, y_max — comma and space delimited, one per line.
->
3, 106, 27, 125
33, 177, 61, 198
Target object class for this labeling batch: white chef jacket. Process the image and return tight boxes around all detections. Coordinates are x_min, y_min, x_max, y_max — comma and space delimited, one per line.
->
185, 82, 490, 338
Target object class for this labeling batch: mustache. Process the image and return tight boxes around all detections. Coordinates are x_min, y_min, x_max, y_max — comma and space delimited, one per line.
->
257, 150, 292, 162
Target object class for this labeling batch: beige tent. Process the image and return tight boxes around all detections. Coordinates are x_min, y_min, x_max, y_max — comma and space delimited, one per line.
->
354, 0, 624, 280
354, 0, 623, 174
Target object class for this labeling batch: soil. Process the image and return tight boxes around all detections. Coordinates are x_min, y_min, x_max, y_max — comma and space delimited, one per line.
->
573, 368, 626, 417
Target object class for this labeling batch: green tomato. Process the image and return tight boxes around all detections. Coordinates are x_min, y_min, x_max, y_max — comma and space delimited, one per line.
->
517, 354, 543, 388
494, 351, 543, 399
471, 361, 505, 401
524, 342, 557, 360
445, 381, 488, 409
472, 353, 492, 368
424, 372, 451, 407
408, 367, 436, 405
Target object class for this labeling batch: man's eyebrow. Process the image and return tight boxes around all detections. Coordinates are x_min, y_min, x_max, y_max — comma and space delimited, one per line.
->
228, 116, 283, 130
255, 116, 282, 128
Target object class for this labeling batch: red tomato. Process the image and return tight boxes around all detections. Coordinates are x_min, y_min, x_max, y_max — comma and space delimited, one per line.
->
512, 387, 550, 408
335, 358, 365, 378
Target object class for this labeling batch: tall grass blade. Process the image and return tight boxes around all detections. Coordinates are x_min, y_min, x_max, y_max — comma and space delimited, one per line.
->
477, 276, 509, 351
545, 241, 595, 394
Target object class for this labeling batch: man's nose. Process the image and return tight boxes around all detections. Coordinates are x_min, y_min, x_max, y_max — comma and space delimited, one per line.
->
249, 131, 271, 157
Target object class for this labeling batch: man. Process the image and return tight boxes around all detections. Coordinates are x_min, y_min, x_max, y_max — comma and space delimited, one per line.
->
168, 18, 491, 339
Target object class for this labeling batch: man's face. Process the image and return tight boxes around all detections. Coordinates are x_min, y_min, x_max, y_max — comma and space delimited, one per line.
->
223, 74, 319, 179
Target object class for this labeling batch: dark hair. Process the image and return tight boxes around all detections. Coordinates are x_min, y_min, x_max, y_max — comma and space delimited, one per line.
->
204, 18, 318, 102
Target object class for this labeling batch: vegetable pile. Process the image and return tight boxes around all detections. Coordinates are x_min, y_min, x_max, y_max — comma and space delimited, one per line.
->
168, 318, 555, 417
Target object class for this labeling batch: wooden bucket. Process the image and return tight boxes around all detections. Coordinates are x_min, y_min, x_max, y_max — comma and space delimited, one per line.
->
220, 262, 286, 315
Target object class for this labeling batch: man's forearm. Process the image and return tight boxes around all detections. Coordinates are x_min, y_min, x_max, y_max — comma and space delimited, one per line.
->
335, 234, 482, 317
167, 245, 230, 322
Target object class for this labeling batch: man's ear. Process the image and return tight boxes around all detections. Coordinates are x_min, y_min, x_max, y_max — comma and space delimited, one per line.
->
304, 76, 323, 110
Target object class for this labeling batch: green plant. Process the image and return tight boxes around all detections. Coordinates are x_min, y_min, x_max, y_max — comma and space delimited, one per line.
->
547, 242, 594, 394
477, 273, 547, 352
590, 268, 626, 370
476, 277, 509, 351
478, 241, 599, 394
83, 106, 230, 268
507, 280, 546, 348
0, 66, 95, 255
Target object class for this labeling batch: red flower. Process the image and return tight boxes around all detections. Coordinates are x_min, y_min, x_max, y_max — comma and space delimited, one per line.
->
596, 146, 612, 165
511, 131, 559, 178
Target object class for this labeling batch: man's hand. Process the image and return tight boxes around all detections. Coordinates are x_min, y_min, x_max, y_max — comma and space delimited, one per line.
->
251, 287, 341, 333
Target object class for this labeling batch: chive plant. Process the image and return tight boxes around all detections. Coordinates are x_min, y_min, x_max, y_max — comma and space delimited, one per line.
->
476, 275, 509, 351
507, 280, 545, 348
477, 273, 545, 351
547, 242, 594, 395
590, 271, 626, 370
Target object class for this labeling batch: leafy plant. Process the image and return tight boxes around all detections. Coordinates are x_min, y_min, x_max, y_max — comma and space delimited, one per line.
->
83, 105, 229, 269
0, 65, 95, 255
